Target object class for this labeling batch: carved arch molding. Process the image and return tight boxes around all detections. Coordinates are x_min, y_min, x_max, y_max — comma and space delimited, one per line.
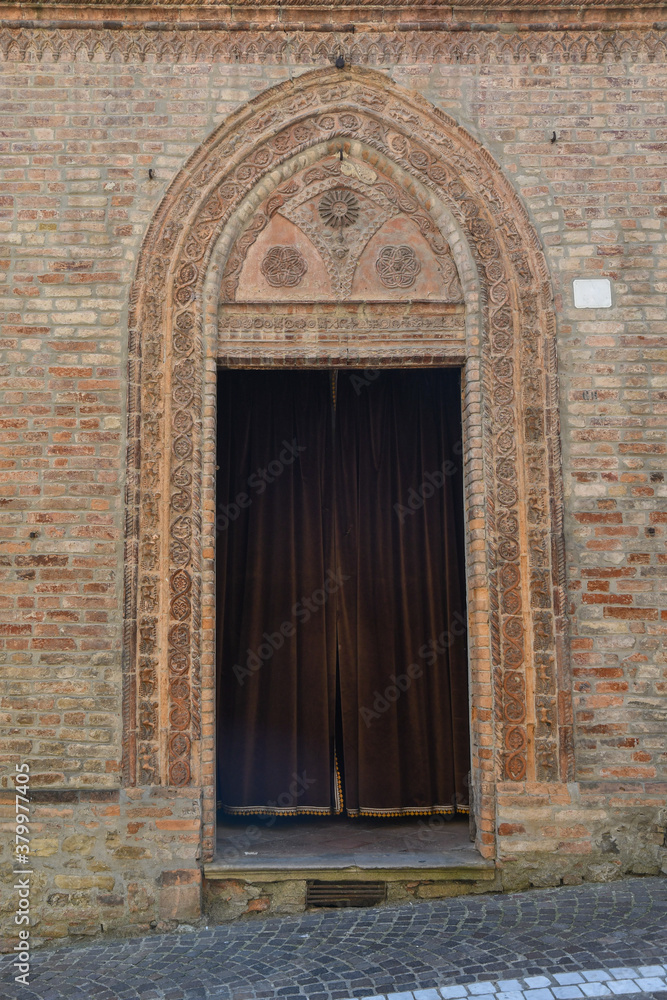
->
123, 68, 573, 829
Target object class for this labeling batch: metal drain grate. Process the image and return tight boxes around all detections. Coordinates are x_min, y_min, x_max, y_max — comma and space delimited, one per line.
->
306, 880, 387, 908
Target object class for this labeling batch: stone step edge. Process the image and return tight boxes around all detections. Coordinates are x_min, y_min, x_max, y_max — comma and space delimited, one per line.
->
203, 863, 497, 881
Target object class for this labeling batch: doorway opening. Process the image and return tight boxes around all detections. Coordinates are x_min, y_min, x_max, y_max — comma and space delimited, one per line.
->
215, 367, 471, 858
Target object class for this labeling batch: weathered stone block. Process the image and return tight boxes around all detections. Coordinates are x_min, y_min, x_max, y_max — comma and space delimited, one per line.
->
158, 884, 201, 923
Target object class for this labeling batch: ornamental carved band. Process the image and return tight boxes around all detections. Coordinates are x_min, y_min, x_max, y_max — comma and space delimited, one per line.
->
3, 27, 666, 67
123, 67, 573, 796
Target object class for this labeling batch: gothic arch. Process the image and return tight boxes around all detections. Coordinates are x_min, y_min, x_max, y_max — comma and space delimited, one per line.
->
123, 66, 571, 861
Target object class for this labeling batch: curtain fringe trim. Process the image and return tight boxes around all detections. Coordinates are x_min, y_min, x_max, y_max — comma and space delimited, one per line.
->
220, 804, 333, 816
333, 752, 344, 815
346, 805, 469, 817
219, 803, 470, 817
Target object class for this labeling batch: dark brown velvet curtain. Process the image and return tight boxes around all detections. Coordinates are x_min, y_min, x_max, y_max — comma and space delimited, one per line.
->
216, 370, 337, 814
335, 370, 469, 815
216, 368, 469, 816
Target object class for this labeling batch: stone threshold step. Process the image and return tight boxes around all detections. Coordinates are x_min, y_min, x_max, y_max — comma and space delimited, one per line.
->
204, 861, 497, 882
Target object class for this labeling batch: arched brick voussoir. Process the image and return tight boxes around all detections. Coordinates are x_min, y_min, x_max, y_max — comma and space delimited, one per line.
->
124, 65, 570, 857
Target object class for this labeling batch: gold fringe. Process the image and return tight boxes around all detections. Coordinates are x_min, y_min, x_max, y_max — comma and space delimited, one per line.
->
219, 803, 469, 818
346, 805, 469, 818
333, 750, 344, 815
220, 804, 332, 817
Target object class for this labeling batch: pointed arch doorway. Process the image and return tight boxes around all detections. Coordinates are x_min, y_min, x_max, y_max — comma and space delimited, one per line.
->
124, 67, 570, 868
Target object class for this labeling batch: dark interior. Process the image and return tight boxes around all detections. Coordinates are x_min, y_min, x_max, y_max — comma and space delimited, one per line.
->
215, 368, 470, 825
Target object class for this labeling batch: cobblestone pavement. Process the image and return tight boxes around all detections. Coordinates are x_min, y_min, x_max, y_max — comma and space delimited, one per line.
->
1, 877, 665, 1000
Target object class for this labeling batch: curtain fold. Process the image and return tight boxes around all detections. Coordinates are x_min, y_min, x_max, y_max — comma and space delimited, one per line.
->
216, 368, 469, 816
216, 370, 337, 814
335, 369, 469, 815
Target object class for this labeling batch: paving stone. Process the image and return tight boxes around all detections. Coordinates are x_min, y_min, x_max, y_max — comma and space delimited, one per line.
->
1, 878, 666, 1000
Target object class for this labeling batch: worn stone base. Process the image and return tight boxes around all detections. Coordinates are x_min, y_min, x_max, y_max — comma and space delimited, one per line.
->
495, 783, 667, 890
203, 851, 667, 925
499, 851, 667, 894
204, 867, 501, 923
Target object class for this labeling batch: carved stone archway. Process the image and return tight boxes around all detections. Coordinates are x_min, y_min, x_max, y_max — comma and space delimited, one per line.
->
123, 67, 572, 862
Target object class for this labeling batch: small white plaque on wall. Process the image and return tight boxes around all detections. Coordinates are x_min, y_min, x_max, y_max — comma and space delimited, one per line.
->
573, 278, 612, 309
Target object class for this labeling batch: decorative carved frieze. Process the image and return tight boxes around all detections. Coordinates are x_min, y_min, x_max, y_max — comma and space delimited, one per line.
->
218, 302, 465, 334
218, 302, 467, 364
2, 26, 665, 65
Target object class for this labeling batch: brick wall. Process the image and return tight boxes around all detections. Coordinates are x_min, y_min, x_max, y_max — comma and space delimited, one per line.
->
0, 12, 665, 946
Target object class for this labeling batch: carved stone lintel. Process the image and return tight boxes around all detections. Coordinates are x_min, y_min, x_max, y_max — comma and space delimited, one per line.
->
217, 301, 466, 363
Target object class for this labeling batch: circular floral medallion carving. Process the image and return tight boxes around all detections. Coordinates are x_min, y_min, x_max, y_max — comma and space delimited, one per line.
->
375, 245, 422, 288
260, 245, 308, 287
318, 188, 360, 229
169, 759, 191, 786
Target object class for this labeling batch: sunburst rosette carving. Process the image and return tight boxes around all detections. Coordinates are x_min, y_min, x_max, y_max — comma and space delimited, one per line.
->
318, 188, 360, 229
